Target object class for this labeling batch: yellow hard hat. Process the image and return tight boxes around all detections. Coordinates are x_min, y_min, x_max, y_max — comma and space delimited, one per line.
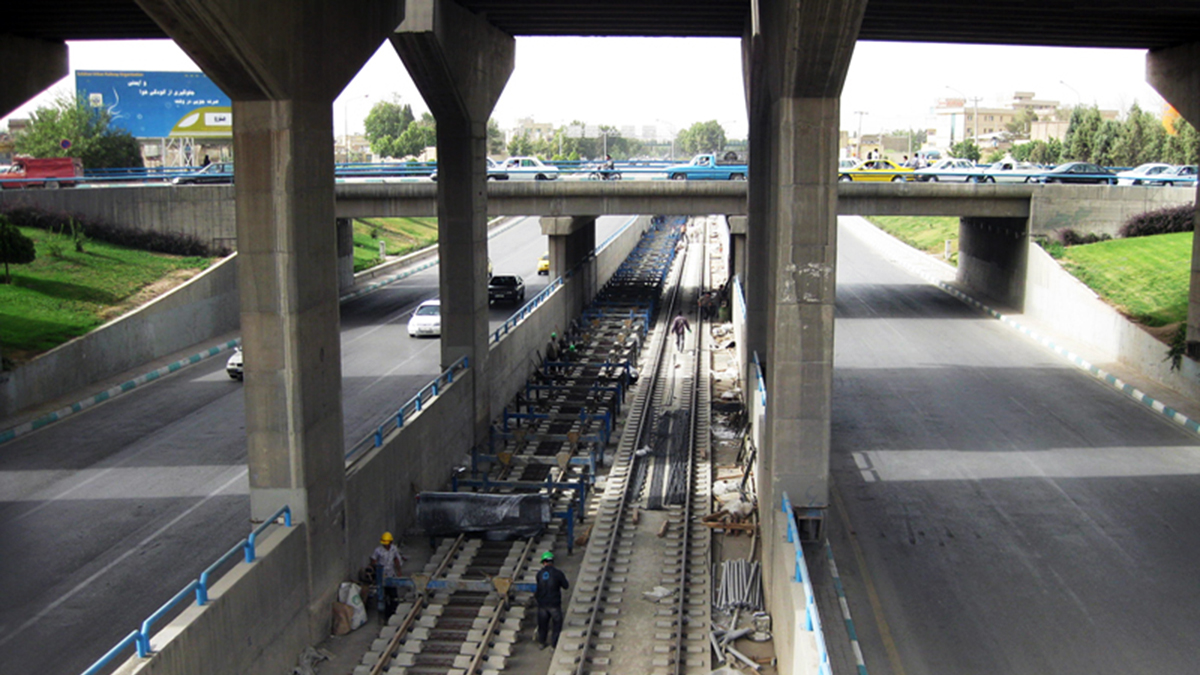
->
380, 532, 394, 544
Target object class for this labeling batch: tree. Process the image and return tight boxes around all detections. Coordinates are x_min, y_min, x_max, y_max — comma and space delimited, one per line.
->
14, 95, 143, 169
364, 98, 415, 158
677, 121, 727, 156
1063, 105, 1103, 162
487, 119, 505, 156
392, 114, 436, 158
949, 139, 981, 162
1005, 108, 1038, 138
0, 218, 36, 284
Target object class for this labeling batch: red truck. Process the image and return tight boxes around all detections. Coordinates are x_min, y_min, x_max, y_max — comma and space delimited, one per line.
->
0, 156, 84, 189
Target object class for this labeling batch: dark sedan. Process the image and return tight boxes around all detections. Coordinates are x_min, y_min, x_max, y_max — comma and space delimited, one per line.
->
1034, 162, 1116, 185
487, 274, 526, 305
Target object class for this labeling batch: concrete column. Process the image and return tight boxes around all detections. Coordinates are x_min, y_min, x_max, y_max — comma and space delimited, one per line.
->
336, 217, 356, 294
542, 215, 598, 315
727, 215, 748, 286
393, 0, 514, 442
135, 0, 405, 646
748, 0, 866, 539
742, 27, 772, 383
0, 35, 67, 118
1148, 43, 1200, 357
957, 217, 1030, 310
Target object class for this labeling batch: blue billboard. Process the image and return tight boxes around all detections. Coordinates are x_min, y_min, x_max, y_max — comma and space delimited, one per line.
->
76, 71, 232, 139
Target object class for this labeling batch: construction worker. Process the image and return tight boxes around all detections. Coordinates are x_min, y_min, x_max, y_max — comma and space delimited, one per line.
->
535, 550, 569, 650
371, 532, 407, 615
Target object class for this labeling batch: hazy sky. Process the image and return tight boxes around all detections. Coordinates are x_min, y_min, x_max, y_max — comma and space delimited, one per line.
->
2, 37, 1168, 143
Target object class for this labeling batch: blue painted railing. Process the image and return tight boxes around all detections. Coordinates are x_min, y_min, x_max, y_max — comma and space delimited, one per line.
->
782, 492, 832, 675
752, 350, 767, 408
345, 356, 471, 463
490, 278, 564, 344
82, 506, 293, 673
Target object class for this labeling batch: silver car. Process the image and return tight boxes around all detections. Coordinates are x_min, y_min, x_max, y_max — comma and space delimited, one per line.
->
980, 161, 1042, 183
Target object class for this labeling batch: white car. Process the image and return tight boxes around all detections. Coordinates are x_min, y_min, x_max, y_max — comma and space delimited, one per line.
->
226, 347, 243, 380
501, 156, 559, 181
913, 158, 983, 182
980, 160, 1042, 183
407, 299, 441, 337
1147, 164, 1199, 187
1116, 162, 1174, 186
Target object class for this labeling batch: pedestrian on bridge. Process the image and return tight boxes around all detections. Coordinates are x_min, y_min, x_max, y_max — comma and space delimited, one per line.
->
535, 550, 569, 650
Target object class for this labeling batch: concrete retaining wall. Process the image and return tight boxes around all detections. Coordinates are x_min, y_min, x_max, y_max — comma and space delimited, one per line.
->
345, 371, 476, 572
1029, 185, 1194, 237
0, 184, 238, 252
1, 254, 240, 420
117, 524, 310, 675
1024, 241, 1200, 401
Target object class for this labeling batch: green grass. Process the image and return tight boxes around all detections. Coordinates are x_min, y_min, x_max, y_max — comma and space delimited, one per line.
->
352, 217, 438, 272
1059, 232, 1191, 327
0, 227, 212, 360
865, 216, 960, 264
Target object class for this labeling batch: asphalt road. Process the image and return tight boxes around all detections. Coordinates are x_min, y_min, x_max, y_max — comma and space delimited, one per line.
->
828, 217, 1200, 674
0, 215, 629, 675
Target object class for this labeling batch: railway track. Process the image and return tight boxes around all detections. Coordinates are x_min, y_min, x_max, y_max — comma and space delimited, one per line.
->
354, 216, 715, 675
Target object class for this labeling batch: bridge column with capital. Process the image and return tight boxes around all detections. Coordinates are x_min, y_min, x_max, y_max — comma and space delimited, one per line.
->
392, 0, 515, 444
744, 0, 867, 535
0, 35, 66, 119
542, 215, 598, 316
134, 0, 405, 649
1148, 43, 1200, 358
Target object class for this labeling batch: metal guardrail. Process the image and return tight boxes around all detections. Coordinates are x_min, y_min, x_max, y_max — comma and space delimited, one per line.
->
344, 356, 471, 464
752, 350, 767, 408
782, 492, 832, 675
81, 506, 293, 674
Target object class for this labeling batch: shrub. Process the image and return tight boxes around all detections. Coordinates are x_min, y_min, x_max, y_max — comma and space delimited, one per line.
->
1054, 228, 1111, 247
1118, 203, 1196, 239
0, 205, 229, 257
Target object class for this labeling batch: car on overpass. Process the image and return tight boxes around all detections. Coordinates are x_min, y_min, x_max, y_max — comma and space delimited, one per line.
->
1033, 162, 1117, 184
838, 159, 913, 182
1142, 164, 1197, 187
1116, 162, 1174, 186
430, 157, 507, 182
171, 161, 234, 185
912, 158, 985, 182
501, 156, 559, 181
407, 299, 441, 337
980, 160, 1043, 183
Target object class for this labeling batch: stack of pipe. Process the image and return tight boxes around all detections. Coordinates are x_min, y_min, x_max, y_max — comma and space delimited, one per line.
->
715, 559, 763, 612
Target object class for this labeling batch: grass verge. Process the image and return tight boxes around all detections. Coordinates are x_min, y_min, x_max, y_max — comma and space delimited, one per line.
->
0, 226, 213, 363
864, 215, 960, 264
352, 217, 438, 272
1058, 231, 1191, 327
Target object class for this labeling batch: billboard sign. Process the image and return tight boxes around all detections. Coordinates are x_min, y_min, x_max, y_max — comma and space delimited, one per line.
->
76, 71, 232, 139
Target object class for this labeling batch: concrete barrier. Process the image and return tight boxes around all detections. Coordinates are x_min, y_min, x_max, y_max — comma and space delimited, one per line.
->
1023, 240, 1200, 402
0, 254, 240, 420
1029, 185, 1194, 237
115, 525, 310, 675
345, 369, 476, 576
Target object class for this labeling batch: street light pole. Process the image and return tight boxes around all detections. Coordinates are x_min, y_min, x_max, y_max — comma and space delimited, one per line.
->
854, 111, 868, 158
1060, 80, 1082, 108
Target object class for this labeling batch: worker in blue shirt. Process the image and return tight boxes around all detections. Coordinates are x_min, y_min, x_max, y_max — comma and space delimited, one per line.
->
535, 550, 569, 650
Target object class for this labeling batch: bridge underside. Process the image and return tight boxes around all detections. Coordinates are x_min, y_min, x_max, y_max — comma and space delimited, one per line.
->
5, 2, 1200, 671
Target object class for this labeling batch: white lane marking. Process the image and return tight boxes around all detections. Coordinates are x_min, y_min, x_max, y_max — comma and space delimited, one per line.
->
0, 468, 247, 650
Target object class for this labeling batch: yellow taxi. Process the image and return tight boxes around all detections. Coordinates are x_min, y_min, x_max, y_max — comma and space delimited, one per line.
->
838, 159, 914, 183
537, 252, 550, 275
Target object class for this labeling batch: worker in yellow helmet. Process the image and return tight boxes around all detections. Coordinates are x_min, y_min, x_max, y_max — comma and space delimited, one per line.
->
371, 532, 408, 616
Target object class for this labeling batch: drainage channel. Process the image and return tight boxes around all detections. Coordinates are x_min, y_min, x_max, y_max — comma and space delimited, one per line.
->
354, 217, 691, 675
